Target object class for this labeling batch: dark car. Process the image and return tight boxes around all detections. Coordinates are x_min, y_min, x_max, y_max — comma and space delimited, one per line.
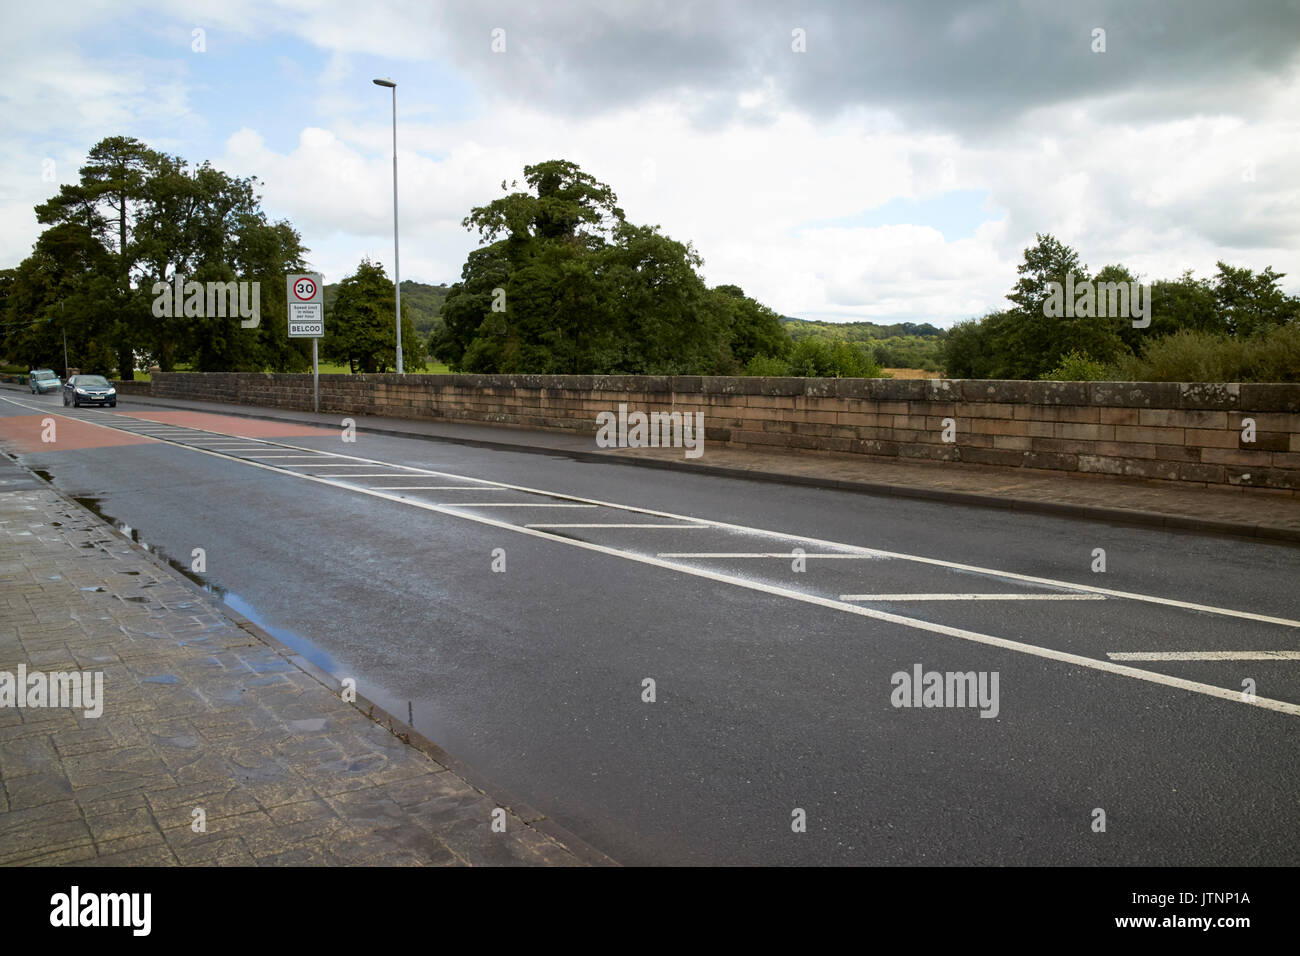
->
29, 369, 62, 394
63, 374, 117, 408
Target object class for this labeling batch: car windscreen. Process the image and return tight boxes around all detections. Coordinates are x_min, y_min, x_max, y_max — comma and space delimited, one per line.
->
78, 376, 110, 386
34, 372, 57, 381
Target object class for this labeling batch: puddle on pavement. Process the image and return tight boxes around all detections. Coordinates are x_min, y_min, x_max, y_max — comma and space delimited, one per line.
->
219, 592, 338, 675
73, 495, 227, 596
70, 491, 340, 676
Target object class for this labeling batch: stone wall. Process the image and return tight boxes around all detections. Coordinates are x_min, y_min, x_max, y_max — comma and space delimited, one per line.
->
129, 373, 1300, 492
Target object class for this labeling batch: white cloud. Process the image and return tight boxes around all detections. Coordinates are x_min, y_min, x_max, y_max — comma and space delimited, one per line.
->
4, 0, 1299, 328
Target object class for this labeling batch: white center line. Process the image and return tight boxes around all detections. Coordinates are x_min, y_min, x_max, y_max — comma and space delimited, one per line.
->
439, 503, 596, 508
660, 552, 885, 559
841, 593, 1106, 602
526, 523, 711, 529
1107, 651, 1300, 661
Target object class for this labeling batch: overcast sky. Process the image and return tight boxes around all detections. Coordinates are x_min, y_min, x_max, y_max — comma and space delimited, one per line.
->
2, 0, 1298, 325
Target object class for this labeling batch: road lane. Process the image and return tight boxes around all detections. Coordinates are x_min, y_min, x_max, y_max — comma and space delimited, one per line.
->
4, 392, 1299, 864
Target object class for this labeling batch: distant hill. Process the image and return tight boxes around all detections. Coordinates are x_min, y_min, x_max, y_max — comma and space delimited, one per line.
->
781, 316, 946, 371
780, 317, 945, 340
323, 279, 449, 342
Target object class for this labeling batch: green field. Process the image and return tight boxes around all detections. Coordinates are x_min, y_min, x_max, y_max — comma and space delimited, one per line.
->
310, 362, 452, 375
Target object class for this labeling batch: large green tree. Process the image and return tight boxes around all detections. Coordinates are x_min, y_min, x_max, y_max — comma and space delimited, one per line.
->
323, 259, 421, 373
1212, 261, 1297, 337
34, 136, 160, 377
436, 159, 790, 375
0, 224, 119, 374
943, 235, 1129, 378
707, 284, 791, 368
133, 157, 309, 371
7, 136, 310, 376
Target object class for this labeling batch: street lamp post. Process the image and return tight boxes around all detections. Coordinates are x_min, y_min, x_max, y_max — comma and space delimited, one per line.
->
372, 77, 402, 374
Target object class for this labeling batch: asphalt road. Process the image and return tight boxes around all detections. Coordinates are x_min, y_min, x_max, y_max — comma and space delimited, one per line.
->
4, 388, 1299, 866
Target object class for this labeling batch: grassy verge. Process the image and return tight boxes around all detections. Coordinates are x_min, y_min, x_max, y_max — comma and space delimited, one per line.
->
313, 362, 452, 375
118, 361, 453, 381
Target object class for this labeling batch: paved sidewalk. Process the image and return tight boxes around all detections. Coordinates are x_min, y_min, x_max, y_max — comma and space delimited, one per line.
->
0, 458, 607, 866
73, 386, 1300, 542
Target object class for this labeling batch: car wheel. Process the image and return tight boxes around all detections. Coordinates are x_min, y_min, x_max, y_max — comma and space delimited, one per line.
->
109, 401, 116, 408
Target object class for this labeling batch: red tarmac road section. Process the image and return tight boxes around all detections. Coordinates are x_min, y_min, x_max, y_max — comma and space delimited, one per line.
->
115, 410, 334, 438
0, 409, 333, 453
0, 415, 153, 453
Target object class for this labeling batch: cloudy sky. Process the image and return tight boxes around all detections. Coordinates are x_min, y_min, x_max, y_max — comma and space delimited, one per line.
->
2, 0, 1298, 325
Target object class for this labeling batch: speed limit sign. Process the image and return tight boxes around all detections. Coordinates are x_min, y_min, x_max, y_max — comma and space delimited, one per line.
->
286, 273, 324, 338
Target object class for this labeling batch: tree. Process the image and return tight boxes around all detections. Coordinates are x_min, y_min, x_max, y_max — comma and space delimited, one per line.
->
34, 136, 161, 378
940, 313, 1013, 378
128, 155, 310, 372
1140, 270, 1222, 348
0, 224, 118, 374
594, 222, 725, 374
435, 243, 512, 369
440, 159, 789, 375
1213, 262, 1298, 338
972, 234, 1133, 379
705, 285, 791, 369
464, 160, 625, 250
323, 260, 421, 373
14, 136, 309, 376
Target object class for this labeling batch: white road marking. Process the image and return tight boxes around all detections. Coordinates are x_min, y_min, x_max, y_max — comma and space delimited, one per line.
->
164, 430, 1296, 628
8, 395, 1299, 717
365, 486, 514, 490
841, 593, 1106, 602
439, 503, 596, 508
1107, 651, 1300, 661
659, 552, 885, 558
528, 523, 717, 529
30, 399, 1300, 630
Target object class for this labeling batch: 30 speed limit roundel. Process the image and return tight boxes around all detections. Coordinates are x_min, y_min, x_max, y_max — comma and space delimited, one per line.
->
286, 273, 324, 338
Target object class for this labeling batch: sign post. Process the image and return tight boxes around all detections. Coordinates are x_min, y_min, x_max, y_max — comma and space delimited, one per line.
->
287, 273, 324, 412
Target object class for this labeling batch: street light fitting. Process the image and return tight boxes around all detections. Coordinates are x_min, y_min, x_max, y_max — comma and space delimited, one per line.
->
372, 78, 396, 88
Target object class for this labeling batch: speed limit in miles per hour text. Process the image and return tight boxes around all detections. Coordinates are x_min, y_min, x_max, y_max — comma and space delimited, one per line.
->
287, 273, 324, 337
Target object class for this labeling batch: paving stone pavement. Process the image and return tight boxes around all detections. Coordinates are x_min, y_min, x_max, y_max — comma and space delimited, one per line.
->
0, 480, 599, 866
